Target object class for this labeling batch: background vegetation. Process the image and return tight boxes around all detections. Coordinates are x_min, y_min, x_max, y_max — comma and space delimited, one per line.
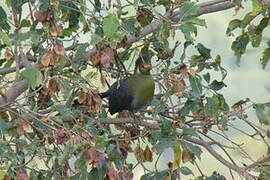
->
0, 0, 270, 179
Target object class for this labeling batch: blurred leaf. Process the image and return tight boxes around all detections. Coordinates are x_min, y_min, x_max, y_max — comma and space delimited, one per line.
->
251, 0, 263, 16
122, 17, 140, 36
254, 103, 270, 125
88, 165, 106, 180
232, 98, 250, 109
95, 135, 108, 151
184, 17, 206, 27
179, 24, 197, 40
154, 137, 173, 153
0, 31, 12, 46
173, 141, 182, 168
203, 72, 210, 83
0, 6, 10, 31
241, 12, 257, 29
209, 80, 226, 91
196, 43, 211, 60
103, 14, 119, 38
180, 41, 192, 61
178, 2, 198, 21
189, 76, 202, 97
91, 34, 103, 45
205, 95, 220, 117
231, 34, 249, 65
226, 19, 241, 35
20, 67, 42, 89
180, 166, 193, 175
260, 47, 270, 69
182, 141, 202, 159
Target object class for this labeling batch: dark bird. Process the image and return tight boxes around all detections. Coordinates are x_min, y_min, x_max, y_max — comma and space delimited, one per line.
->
100, 56, 155, 115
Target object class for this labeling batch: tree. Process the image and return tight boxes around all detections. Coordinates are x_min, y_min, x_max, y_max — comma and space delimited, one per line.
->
0, 0, 269, 179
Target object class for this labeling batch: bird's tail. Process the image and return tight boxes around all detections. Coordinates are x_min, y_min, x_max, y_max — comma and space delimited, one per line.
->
99, 91, 110, 98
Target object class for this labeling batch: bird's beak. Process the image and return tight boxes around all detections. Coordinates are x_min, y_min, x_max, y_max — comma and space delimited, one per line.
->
142, 64, 152, 70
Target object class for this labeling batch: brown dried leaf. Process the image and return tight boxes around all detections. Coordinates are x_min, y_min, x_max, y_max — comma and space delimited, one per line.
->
100, 73, 107, 87
78, 91, 88, 104
16, 119, 31, 136
143, 145, 153, 162
48, 77, 63, 94
172, 79, 186, 96
134, 144, 144, 162
89, 51, 101, 67
182, 148, 192, 163
53, 43, 66, 56
16, 169, 29, 180
41, 50, 54, 67
50, 23, 63, 37
53, 129, 68, 145
107, 166, 119, 180
34, 11, 47, 23
82, 131, 96, 143
69, 135, 83, 146
4, 48, 13, 60
100, 47, 115, 68
85, 147, 106, 166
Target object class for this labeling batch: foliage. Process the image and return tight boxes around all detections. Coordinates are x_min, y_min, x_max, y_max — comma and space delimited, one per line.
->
0, 0, 269, 180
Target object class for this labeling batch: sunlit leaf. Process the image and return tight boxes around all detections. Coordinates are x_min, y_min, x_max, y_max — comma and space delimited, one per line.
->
20, 67, 42, 89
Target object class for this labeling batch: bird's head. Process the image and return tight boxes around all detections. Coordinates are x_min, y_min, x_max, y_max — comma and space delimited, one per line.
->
134, 56, 152, 75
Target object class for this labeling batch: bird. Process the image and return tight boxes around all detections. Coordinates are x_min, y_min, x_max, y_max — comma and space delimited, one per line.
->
99, 56, 155, 115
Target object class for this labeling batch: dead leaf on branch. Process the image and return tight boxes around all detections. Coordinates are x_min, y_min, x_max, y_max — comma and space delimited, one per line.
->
107, 166, 119, 180
134, 144, 144, 162
16, 119, 31, 136
50, 23, 63, 37
182, 148, 193, 163
41, 50, 54, 67
143, 145, 153, 162
34, 9, 52, 23
78, 89, 102, 114
47, 77, 64, 95
16, 169, 29, 180
53, 129, 68, 145
89, 47, 116, 68
53, 43, 66, 56
84, 147, 106, 166
4, 48, 13, 60
165, 74, 186, 96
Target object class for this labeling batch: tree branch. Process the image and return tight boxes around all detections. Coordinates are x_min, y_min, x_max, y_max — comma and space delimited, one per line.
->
183, 136, 257, 180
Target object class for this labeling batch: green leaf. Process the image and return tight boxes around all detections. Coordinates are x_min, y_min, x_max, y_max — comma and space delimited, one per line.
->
178, 2, 198, 21
179, 24, 197, 40
0, 171, 6, 180
260, 48, 270, 69
103, 14, 119, 38
20, 19, 31, 27
0, 31, 12, 46
20, 67, 42, 89
184, 17, 206, 27
231, 34, 249, 65
95, 135, 108, 151
203, 72, 210, 83
196, 43, 211, 60
254, 103, 270, 125
158, 23, 169, 47
205, 95, 220, 117
180, 166, 193, 175
251, 0, 263, 16
88, 165, 106, 180
173, 141, 182, 167
180, 41, 192, 61
209, 80, 226, 91
122, 17, 140, 36
90, 34, 103, 45
226, 19, 241, 35
232, 98, 250, 109
189, 76, 202, 97
241, 12, 257, 29
154, 137, 173, 153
